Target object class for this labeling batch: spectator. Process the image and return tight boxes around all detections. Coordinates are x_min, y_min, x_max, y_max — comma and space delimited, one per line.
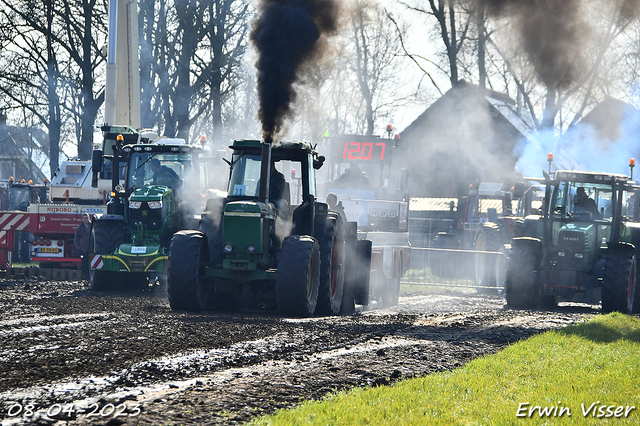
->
74, 213, 91, 280
326, 192, 346, 221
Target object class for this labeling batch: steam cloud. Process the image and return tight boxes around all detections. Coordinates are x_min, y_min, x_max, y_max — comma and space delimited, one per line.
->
250, 0, 338, 143
478, 0, 585, 89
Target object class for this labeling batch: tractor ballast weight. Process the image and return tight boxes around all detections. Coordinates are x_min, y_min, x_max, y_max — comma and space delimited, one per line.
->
166, 140, 372, 316
506, 170, 640, 313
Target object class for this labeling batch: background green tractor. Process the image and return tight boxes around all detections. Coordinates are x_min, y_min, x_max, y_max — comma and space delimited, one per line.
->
89, 127, 209, 291
506, 170, 640, 313
167, 140, 372, 316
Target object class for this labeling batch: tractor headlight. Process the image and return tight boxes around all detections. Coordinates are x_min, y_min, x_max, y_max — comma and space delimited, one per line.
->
129, 201, 142, 209
223, 243, 233, 253
148, 200, 163, 209
246, 244, 256, 253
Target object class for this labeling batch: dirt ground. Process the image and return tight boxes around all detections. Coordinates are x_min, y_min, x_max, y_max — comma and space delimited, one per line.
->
0, 276, 597, 425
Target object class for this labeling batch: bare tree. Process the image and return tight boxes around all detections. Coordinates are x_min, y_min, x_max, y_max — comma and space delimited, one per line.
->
138, 0, 250, 143
0, 0, 67, 175
402, 0, 473, 88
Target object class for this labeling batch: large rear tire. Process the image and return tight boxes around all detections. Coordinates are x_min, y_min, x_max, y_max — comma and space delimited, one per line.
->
276, 236, 320, 317
602, 250, 636, 314
316, 215, 345, 316
505, 241, 542, 309
167, 230, 209, 312
339, 222, 358, 315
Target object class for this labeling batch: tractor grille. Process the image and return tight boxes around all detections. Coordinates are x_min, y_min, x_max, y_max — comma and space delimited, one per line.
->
129, 203, 166, 231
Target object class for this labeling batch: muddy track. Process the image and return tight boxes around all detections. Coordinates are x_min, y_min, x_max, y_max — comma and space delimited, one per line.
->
0, 276, 596, 425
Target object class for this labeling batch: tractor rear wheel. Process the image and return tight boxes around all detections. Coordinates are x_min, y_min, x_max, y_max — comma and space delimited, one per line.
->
276, 235, 320, 317
167, 230, 209, 312
316, 215, 345, 316
602, 251, 636, 314
505, 242, 541, 308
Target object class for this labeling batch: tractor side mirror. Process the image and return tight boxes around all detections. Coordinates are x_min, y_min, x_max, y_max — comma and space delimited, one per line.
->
91, 149, 104, 188
313, 155, 325, 170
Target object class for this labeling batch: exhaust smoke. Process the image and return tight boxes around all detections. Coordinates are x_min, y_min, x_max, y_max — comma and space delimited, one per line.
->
478, 0, 586, 89
250, 0, 339, 143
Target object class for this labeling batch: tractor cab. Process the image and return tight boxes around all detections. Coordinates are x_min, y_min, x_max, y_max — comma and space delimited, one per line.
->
225, 140, 324, 238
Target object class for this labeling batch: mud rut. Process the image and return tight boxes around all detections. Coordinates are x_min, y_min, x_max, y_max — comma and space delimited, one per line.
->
0, 276, 596, 425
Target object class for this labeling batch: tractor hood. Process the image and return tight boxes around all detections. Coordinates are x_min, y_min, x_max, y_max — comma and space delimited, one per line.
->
130, 185, 171, 202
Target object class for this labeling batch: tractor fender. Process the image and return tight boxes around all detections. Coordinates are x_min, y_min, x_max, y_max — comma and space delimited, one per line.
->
605, 241, 636, 255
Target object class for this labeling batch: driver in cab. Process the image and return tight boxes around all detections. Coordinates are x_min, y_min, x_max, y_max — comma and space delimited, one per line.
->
574, 187, 600, 219
150, 158, 183, 188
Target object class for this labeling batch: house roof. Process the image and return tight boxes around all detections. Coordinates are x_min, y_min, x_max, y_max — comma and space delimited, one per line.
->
400, 81, 532, 142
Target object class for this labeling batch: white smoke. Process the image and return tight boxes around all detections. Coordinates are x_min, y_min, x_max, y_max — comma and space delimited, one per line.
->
515, 104, 640, 178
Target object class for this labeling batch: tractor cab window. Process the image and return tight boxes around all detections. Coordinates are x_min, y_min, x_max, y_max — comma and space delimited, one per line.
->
9, 187, 31, 211
229, 153, 262, 197
128, 152, 192, 190
551, 181, 614, 248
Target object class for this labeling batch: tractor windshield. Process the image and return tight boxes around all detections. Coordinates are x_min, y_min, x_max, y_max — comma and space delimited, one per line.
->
9, 186, 31, 211
128, 152, 196, 190
229, 153, 262, 197
552, 181, 616, 221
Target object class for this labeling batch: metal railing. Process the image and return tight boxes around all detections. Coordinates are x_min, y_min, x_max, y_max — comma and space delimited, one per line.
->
401, 246, 508, 292
408, 217, 454, 248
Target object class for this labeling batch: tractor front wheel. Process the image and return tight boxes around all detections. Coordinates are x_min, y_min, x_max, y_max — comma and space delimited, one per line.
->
276, 235, 320, 317
602, 250, 636, 314
505, 241, 541, 309
90, 218, 124, 291
167, 230, 209, 312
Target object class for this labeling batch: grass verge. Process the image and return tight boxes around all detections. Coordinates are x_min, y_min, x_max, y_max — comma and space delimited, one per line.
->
251, 313, 640, 425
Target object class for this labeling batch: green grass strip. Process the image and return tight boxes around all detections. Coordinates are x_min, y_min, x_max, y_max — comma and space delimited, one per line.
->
251, 313, 640, 425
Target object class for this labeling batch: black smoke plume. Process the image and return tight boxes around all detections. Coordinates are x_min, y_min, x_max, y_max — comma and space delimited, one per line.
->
251, 0, 338, 143
478, 0, 585, 89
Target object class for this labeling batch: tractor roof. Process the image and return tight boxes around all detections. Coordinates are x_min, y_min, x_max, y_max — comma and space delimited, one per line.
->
231, 139, 316, 160
554, 170, 629, 184
121, 144, 204, 154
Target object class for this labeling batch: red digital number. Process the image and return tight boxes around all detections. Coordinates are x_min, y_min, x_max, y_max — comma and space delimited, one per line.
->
362, 142, 372, 160
376, 142, 385, 160
342, 141, 386, 161
348, 142, 360, 159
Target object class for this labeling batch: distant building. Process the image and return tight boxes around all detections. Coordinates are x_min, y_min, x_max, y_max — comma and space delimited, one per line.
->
397, 81, 530, 197
0, 112, 49, 183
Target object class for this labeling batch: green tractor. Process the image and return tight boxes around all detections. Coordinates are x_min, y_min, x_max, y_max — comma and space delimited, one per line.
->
89, 126, 210, 290
167, 140, 372, 316
507, 169, 640, 313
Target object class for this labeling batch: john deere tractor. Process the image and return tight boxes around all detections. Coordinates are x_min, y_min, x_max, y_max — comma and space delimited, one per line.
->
506, 169, 640, 313
167, 140, 372, 316
89, 126, 209, 290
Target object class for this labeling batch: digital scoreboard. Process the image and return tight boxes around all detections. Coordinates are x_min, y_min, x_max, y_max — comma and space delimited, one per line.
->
330, 135, 393, 164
